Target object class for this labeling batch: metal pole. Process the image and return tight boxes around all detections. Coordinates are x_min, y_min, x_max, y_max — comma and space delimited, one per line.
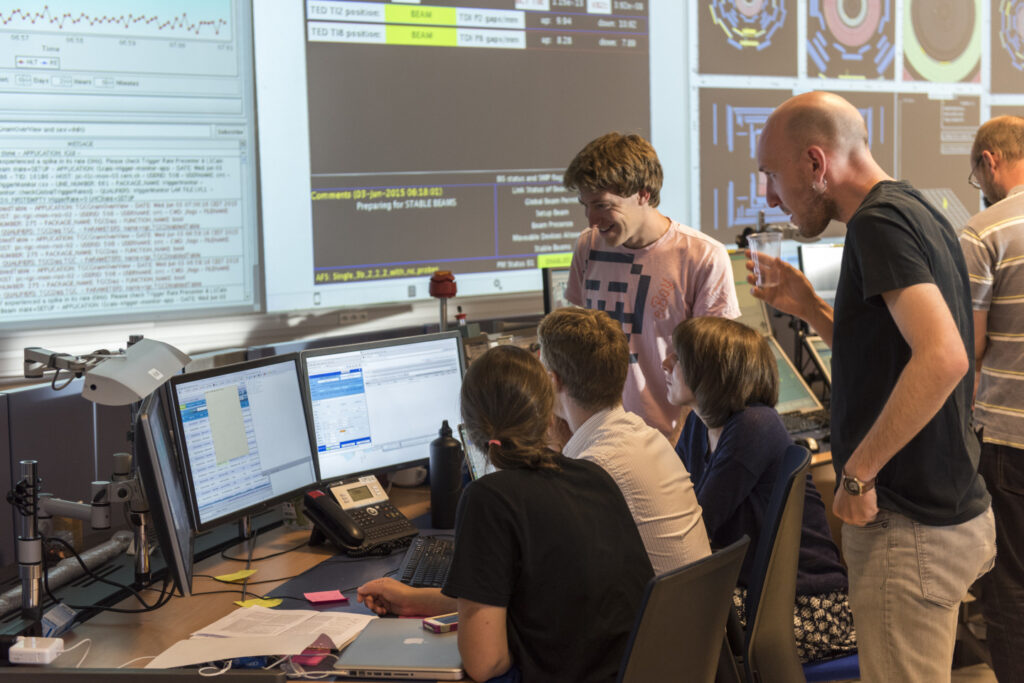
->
16, 460, 43, 635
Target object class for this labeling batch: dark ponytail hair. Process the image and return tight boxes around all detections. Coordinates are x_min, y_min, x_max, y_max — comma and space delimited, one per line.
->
460, 345, 560, 472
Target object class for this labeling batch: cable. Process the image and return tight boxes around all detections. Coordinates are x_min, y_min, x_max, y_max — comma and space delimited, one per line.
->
62, 638, 91, 668
118, 655, 156, 668
220, 538, 309, 562
198, 659, 233, 677
281, 652, 339, 679
185, 589, 257, 598
240, 536, 257, 602
50, 368, 76, 391
41, 536, 175, 614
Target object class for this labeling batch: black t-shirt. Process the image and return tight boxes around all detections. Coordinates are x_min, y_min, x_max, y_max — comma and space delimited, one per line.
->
441, 456, 653, 683
831, 180, 990, 525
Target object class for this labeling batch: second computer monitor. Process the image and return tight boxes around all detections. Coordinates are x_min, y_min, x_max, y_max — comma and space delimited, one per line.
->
798, 243, 844, 306
542, 267, 572, 314
168, 354, 319, 532
302, 331, 466, 483
136, 388, 195, 596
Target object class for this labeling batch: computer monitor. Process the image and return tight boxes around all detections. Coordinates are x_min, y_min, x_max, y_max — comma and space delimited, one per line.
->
302, 331, 466, 484
542, 267, 572, 314
729, 251, 772, 337
767, 337, 824, 415
804, 335, 832, 385
798, 243, 844, 306
136, 388, 194, 597
168, 354, 319, 532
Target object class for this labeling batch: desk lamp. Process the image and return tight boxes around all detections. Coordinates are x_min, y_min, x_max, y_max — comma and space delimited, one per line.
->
10, 337, 190, 634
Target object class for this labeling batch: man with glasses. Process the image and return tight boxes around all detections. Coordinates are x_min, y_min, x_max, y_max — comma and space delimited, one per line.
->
960, 115, 1024, 682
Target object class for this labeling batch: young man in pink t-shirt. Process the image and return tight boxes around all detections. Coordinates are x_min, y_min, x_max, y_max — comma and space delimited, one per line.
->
563, 132, 739, 440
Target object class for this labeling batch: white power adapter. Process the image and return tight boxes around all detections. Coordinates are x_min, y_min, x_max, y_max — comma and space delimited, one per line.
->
9, 636, 64, 665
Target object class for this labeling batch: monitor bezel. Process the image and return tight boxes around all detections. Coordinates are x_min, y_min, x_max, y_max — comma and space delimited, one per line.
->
167, 352, 320, 532
541, 266, 572, 315
300, 330, 466, 486
136, 387, 195, 597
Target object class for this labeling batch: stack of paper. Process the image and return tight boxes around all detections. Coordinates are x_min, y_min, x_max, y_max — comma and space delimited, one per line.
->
147, 606, 376, 669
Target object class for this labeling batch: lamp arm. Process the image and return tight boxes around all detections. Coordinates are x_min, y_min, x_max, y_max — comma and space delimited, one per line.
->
23, 347, 94, 378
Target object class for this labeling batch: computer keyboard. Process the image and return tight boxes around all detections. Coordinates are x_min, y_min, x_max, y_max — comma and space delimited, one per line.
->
397, 536, 454, 588
781, 410, 830, 435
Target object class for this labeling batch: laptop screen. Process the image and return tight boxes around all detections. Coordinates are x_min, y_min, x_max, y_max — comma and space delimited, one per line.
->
806, 336, 832, 384
542, 267, 572, 314
729, 251, 772, 336
458, 423, 494, 480
768, 338, 823, 415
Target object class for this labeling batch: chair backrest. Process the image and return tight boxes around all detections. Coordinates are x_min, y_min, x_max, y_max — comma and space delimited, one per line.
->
744, 444, 811, 683
617, 535, 750, 683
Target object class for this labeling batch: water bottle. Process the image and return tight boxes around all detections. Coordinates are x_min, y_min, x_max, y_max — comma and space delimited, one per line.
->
429, 420, 463, 529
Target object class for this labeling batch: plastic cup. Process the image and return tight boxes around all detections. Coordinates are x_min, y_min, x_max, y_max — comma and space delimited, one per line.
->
747, 232, 782, 287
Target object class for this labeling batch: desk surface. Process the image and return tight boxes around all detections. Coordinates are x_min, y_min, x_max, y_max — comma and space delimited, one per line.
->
45, 457, 837, 672
50, 486, 431, 670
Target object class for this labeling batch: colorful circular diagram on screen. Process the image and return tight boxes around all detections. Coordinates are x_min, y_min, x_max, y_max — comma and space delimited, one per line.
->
808, 0, 895, 78
999, 0, 1024, 71
708, 0, 787, 51
903, 0, 981, 82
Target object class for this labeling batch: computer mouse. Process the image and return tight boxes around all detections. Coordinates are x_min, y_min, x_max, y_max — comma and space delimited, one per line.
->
795, 436, 819, 453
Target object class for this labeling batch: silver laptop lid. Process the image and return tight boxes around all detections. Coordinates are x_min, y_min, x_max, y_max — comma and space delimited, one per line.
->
335, 617, 464, 680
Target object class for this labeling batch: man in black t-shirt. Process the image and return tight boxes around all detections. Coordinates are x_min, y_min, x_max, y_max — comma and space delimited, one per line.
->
750, 91, 995, 683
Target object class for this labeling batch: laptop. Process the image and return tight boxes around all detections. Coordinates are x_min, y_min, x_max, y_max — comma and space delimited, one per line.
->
803, 334, 832, 386
334, 617, 464, 680
542, 266, 572, 314
729, 251, 828, 436
458, 423, 494, 480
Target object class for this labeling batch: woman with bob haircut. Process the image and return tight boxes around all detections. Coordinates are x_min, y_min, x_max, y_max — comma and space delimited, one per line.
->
663, 316, 856, 663
358, 344, 652, 683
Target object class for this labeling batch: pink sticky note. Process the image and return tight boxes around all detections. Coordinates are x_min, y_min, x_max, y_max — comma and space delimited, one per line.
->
304, 589, 348, 605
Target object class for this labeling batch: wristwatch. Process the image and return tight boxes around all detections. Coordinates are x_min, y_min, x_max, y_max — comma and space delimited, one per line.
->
840, 469, 876, 496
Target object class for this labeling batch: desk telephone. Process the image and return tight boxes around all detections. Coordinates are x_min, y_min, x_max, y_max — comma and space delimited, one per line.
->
303, 475, 418, 556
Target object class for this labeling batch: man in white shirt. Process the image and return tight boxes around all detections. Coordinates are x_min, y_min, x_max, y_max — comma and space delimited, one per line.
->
538, 307, 711, 574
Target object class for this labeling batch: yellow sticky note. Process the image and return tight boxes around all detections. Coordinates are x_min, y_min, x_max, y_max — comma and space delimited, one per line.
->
215, 569, 257, 583
234, 598, 282, 608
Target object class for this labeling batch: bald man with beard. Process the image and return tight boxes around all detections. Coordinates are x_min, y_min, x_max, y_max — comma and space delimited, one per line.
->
749, 91, 995, 683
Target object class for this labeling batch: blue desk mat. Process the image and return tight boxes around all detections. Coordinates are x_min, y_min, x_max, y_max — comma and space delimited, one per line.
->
264, 515, 454, 616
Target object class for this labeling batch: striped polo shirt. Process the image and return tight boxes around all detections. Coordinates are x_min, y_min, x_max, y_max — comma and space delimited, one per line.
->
961, 184, 1024, 448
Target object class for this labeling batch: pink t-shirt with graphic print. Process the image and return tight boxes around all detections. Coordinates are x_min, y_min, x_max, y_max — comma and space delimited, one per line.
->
565, 220, 740, 437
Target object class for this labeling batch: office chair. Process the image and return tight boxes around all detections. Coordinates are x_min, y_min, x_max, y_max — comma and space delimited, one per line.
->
617, 535, 750, 683
722, 444, 859, 683
739, 444, 810, 683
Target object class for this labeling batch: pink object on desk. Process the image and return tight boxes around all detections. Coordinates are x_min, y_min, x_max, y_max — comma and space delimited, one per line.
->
304, 590, 348, 605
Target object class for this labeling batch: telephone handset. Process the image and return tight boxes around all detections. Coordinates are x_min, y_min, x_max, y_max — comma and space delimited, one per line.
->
304, 475, 418, 556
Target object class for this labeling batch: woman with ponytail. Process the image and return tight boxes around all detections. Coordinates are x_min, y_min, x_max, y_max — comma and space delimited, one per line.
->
358, 345, 652, 683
